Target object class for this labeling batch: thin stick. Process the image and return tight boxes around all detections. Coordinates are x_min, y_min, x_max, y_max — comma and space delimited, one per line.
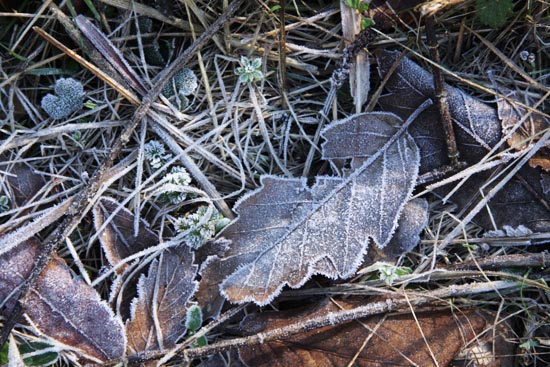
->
133, 280, 521, 364
424, 15, 459, 167
279, 0, 288, 109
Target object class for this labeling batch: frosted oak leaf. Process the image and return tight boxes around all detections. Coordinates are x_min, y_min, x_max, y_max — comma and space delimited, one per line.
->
215, 112, 421, 305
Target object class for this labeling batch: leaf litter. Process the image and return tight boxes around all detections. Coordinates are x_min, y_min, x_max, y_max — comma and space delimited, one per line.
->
1, 1, 549, 366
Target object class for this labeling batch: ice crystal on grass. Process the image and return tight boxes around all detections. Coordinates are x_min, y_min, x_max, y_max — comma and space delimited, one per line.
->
40, 78, 84, 119
174, 207, 230, 249
144, 140, 173, 169
156, 166, 192, 205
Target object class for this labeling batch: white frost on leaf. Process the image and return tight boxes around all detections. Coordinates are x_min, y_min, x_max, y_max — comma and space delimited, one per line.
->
217, 112, 421, 305
125, 247, 198, 354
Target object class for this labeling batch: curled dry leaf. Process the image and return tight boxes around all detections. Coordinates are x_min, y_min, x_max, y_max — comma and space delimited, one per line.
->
238, 298, 492, 367
126, 246, 198, 354
208, 112, 421, 306
93, 197, 158, 273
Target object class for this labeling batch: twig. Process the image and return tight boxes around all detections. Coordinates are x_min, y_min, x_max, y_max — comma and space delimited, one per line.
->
142, 280, 520, 363
424, 15, 460, 167
442, 252, 550, 271
278, 0, 288, 109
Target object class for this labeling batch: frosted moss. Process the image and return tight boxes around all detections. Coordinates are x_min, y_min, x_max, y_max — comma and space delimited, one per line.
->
41, 78, 84, 119
162, 68, 198, 109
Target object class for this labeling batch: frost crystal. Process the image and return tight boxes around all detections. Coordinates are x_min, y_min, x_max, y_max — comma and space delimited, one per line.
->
144, 140, 173, 169
174, 207, 230, 249
41, 78, 84, 119
157, 166, 192, 205
162, 68, 198, 98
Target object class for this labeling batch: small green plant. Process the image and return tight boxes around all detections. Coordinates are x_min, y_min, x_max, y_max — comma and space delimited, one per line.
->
475, 0, 513, 28
367, 263, 412, 286
18, 341, 58, 366
0, 340, 58, 366
174, 207, 230, 249
71, 130, 82, 142
235, 56, 263, 83
144, 140, 173, 170
156, 166, 192, 205
343, 0, 374, 30
40, 78, 84, 119
519, 339, 539, 349
0, 195, 10, 212
162, 68, 198, 110
0, 342, 7, 365
185, 305, 207, 347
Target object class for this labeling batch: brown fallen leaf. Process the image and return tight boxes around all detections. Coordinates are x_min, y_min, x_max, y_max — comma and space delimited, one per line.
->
21, 256, 126, 363
239, 298, 490, 367
376, 50, 550, 232
126, 246, 198, 354
93, 196, 158, 274
3, 162, 45, 207
0, 237, 41, 313
1, 237, 125, 363
495, 89, 550, 171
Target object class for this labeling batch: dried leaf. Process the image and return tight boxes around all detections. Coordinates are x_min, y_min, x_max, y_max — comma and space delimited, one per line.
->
383, 198, 429, 258
377, 50, 501, 173
126, 246, 198, 354
93, 197, 158, 273
216, 112, 420, 305
3, 163, 45, 207
23, 256, 126, 363
239, 299, 490, 367
0, 237, 40, 313
375, 51, 550, 232
496, 90, 550, 171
